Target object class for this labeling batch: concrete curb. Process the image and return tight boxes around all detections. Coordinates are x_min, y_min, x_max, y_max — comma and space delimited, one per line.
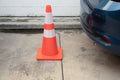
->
0, 17, 81, 29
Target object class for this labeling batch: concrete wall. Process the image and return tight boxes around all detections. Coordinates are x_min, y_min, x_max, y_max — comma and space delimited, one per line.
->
0, 0, 80, 16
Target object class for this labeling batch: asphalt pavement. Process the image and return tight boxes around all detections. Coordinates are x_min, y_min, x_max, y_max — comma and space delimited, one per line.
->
0, 29, 120, 80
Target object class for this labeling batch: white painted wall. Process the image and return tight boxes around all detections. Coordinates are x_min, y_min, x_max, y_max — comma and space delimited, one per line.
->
0, 0, 80, 16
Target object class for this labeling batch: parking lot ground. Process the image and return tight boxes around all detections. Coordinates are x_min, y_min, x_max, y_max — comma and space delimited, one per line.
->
0, 30, 62, 80
0, 29, 120, 80
60, 30, 120, 80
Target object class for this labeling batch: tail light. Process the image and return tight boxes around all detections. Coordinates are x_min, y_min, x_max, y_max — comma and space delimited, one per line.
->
101, 36, 112, 44
93, 32, 112, 44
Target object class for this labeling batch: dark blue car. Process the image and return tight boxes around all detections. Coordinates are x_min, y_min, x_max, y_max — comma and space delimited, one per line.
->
80, 0, 120, 55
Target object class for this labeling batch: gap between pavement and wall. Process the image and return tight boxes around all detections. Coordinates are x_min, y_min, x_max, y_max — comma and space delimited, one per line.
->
0, 17, 81, 29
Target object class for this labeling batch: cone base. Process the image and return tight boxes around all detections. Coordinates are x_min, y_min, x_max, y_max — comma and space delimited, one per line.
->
36, 48, 62, 60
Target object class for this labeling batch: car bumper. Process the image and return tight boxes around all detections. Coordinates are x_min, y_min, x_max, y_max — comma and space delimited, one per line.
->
80, 18, 120, 55
80, 0, 120, 55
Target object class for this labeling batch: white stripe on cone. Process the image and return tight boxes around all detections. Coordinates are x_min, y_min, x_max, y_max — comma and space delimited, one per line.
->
44, 29, 56, 38
45, 13, 53, 24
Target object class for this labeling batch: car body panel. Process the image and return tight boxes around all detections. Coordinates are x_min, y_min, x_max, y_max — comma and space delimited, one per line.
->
80, 0, 120, 55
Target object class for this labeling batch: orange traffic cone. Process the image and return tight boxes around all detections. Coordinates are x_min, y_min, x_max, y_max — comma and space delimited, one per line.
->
36, 4, 62, 60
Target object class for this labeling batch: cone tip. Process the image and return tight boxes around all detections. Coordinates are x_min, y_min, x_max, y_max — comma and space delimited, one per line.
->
46, 4, 52, 13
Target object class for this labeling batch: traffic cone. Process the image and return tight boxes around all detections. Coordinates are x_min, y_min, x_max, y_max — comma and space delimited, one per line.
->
36, 4, 62, 60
